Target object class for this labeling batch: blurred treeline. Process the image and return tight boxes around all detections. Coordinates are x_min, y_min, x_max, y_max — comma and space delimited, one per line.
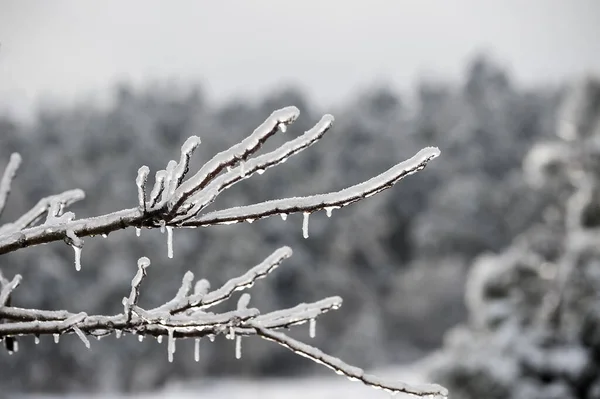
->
0, 56, 565, 393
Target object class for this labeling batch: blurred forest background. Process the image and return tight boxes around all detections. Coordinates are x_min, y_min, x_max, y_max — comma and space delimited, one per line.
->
2, 52, 600, 398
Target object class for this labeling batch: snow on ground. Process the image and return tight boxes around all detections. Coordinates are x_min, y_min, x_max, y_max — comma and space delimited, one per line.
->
14, 365, 429, 399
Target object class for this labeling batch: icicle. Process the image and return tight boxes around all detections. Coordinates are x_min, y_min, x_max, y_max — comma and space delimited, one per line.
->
208, 335, 215, 342
302, 212, 310, 239
53, 333, 60, 343
138, 335, 144, 342
11, 340, 18, 353
66, 230, 83, 271
228, 326, 235, 340
309, 318, 316, 338
246, 218, 254, 224
73, 326, 91, 349
257, 169, 265, 175
167, 328, 175, 363
135, 227, 141, 237
115, 330, 122, 339
325, 207, 334, 218
102, 233, 108, 238
194, 338, 200, 362
157, 335, 163, 344
280, 213, 288, 221
166, 226, 174, 259
235, 336, 242, 359
160, 220, 166, 233
73, 246, 82, 271
278, 123, 287, 133
34, 336, 40, 345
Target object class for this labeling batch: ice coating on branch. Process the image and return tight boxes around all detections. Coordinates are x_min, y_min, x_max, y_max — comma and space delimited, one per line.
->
136, 165, 150, 212
302, 212, 310, 239
190, 146, 440, 226
254, 326, 448, 397
194, 279, 210, 295
172, 135, 201, 188
237, 293, 251, 310
197, 247, 292, 308
0, 153, 22, 217
166, 226, 174, 258
169, 106, 301, 211
148, 170, 166, 208
162, 160, 178, 203
171, 114, 334, 222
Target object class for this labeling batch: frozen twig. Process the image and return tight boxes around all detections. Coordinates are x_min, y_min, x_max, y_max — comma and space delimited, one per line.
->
253, 325, 448, 398
0, 107, 446, 396
183, 147, 440, 226
0, 109, 437, 256
0, 153, 21, 219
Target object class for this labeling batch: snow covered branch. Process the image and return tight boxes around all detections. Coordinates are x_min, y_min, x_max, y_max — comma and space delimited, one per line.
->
0, 246, 445, 397
0, 107, 438, 257
0, 107, 445, 397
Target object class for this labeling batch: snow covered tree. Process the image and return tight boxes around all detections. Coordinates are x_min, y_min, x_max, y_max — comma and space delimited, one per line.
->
0, 107, 447, 397
425, 76, 600, 399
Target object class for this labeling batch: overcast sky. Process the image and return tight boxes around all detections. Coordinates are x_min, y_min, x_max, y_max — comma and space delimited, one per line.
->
0, 0, 599, 120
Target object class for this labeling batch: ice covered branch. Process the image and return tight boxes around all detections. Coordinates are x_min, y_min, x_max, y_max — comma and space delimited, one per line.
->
0, 106, 446, 397
0, 247, 445, 397
0, 107, 439, 257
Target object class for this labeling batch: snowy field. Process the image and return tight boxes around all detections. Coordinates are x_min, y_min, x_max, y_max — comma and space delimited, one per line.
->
13, 365, 428, 399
